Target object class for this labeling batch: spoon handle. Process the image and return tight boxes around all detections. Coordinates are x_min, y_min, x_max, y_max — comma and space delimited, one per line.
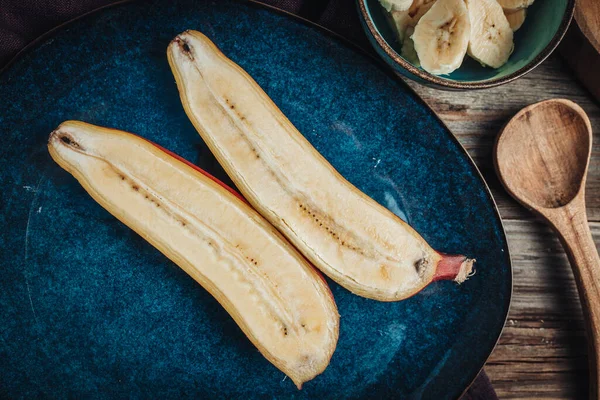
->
550, 199, 600, 399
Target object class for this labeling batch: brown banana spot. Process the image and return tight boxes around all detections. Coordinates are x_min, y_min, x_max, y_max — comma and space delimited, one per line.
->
297, 201, 366, 255
414, 258, 429, 278
174, 36, 194, 60
379, 264, 391, 280
56, 133, 84, 150
224, 97, 250, 124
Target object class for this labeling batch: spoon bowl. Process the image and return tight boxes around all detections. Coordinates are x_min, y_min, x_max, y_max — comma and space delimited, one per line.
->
495, 99, 592, 210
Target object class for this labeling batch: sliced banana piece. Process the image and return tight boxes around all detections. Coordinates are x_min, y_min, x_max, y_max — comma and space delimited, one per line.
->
390, 0, 436, 44
391, 9, 415, 42
380, 0, 414, 12
497, 0, 534, 12
408, 0, 436, 22
504, 8, 526, 32
412, 0, 471, 75
465, 0, 514, 68
401, 26, 420, 65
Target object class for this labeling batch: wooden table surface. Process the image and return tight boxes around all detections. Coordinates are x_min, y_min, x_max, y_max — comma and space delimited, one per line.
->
405, 54, 600, 399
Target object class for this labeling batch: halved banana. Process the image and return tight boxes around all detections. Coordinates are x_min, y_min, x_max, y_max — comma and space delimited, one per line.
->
497, 0, 534, 12
504, 8, 526, 32
48, 121, 339, 389
412, 0, 471, 75
380, 0, 414, 12
168, 31, 475, 302
465, 0, 514, 68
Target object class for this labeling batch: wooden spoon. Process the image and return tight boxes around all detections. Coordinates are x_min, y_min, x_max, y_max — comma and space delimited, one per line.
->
494, 98, 600, 399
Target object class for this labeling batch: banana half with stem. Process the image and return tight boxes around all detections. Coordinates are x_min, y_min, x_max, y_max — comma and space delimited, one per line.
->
465, 0, 514, 68
168, 30, 475, 302
412, 0, 471, 75
48, 121, 339, 389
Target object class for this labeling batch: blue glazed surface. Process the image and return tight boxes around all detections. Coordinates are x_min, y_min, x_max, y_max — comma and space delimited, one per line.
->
0, 0, 511, 398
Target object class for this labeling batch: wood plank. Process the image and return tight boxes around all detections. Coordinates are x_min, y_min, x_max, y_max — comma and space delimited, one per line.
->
406, 55, 600, 222
485, 219, 599, 399
407, 56, 600, 398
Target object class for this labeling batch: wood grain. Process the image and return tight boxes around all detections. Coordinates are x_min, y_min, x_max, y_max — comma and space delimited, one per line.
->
575, 0, 600, 54
559, 13, 600, 104
494, 98, 600, 399
406, 55, 600, 222
486, 219, 599, 399
406, 54, 600, 399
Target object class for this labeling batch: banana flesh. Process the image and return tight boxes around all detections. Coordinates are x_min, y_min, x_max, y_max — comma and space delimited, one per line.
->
390, 0, 435, 44
497, 0, 534, 12
412, 0, 471, 75
391, 9, 414, 42
504, 8, 526, 32
48, 121, 339, 389
385, 0, 531, 73
380, 0, 414, 12
168, 31, 474, 301
465, 0, 513, 68
409, 0, 437, 21
401, 26, 420, 65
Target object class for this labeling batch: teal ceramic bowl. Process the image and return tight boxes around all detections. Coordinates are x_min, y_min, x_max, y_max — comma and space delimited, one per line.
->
357, 0, 575, 89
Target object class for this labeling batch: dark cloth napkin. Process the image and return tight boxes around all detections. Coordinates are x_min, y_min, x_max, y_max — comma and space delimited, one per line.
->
0, 1, 499, 398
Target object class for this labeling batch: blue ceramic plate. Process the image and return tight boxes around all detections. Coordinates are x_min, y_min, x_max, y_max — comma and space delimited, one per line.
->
0, 1, 511, 398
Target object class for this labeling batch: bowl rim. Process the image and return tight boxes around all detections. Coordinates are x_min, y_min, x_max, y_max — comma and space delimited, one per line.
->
357, 0, 576, 89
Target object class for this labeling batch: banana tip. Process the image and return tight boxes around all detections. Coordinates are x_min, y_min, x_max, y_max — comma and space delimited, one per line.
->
48, 126, 83, 151
170, 34, 193, 59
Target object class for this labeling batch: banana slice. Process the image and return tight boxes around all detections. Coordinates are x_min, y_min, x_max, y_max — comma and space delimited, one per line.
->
408, 0, 436, 21
390, 0, 436, 44
380, 0, 413, 12
401, 26, 420, 64
497, 0, 534, 12
504, 9, 526, 32
465, 0, 514, 68
391, 9, 415, 43
412, 0, 471, 75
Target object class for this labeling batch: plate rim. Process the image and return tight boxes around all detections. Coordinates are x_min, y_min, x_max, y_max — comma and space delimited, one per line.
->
0, 1, 513, 398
